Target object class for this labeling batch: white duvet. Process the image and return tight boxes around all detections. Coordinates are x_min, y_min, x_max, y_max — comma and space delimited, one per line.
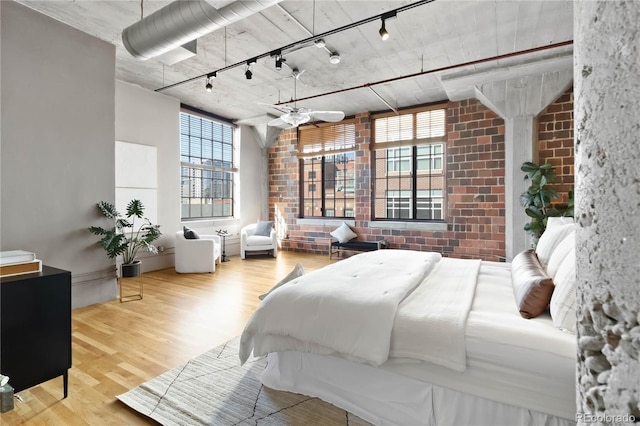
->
239, 250, 442, 366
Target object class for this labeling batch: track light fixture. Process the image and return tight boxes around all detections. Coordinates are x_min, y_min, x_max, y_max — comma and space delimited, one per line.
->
275, 54, 283, 71
205, 72, 216, 92
245, 58, 256, 80
329, 52, 341, 65
379, 11, 397, 41
379, 21, 389, 41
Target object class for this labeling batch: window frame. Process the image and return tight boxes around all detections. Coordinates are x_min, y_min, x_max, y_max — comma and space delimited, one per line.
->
299, 120, 356, 219
371, 105, 447, 222
179, 108, 237, 220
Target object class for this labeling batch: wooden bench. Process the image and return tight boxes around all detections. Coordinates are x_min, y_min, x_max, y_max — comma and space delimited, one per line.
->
328, 239, 387, 260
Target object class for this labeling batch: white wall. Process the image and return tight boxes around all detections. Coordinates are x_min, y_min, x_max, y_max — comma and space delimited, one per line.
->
238, 125, 268, 227
1, 4, 270, 308
115, 80, 181, 272
115, 86, 268, 264
1, 1, 116, 308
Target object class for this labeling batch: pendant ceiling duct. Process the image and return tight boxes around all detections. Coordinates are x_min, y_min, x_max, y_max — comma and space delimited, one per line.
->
122, 0, 282, 61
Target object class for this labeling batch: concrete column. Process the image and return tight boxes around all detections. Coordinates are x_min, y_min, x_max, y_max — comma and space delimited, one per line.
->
575, 1, 640, 422
503, 115, 536, 258
474, 70, 572, 259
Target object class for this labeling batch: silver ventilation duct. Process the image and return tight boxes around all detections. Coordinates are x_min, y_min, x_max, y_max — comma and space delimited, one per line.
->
122, 0, 282, 61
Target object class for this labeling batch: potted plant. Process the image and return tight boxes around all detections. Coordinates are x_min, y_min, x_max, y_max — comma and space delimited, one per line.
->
519, 161, 572, 243
89, 199, 161, 277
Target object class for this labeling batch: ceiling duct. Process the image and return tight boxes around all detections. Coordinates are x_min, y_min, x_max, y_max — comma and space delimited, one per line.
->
122, 0, 282, 61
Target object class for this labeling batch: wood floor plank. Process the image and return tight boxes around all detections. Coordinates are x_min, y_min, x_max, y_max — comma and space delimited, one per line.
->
0, 252, 335, 425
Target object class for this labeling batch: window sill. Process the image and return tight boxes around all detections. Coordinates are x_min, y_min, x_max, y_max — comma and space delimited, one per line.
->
181, 218, 239, 228
296, 218, 355, 227
368, 221, 448, 231
295, 218, 447, 232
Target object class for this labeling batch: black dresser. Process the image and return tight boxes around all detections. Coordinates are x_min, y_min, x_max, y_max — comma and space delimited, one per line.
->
0, 266, 72, 398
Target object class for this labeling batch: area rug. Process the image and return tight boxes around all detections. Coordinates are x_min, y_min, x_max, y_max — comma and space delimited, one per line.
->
117, 337, 371, 425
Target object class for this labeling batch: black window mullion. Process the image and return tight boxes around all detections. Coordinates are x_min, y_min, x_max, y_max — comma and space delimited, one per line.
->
321, 156, 326, 217
428, 144, 433, 220
412, 145, 418, 219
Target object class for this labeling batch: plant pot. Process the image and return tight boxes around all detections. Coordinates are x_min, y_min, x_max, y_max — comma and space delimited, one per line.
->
121, 261, 142, 278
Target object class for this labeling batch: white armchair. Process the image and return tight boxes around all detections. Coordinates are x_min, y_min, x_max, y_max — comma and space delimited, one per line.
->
175, 231, 221, 273
241, 223, 278, 259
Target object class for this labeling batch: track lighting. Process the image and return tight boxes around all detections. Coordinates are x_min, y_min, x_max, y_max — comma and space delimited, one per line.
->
205, 72, 216, 92
160, 4, 422, 93
245, 59, 256, 80
379, 11, 396, 41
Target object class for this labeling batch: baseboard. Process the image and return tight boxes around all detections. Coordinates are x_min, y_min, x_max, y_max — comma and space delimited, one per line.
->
72, 267, 117, 308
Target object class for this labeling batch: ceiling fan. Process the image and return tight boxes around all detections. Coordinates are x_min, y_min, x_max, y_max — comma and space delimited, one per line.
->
265, 78, 345, 129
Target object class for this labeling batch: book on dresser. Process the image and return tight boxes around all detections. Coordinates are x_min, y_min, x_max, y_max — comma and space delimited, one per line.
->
0, 250, 37, 264
0, 250, 42, 278
0, 250, 42, 277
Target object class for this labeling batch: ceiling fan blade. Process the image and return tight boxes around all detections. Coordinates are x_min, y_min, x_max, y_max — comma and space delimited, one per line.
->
310, 111, 345, 122
267, 117, 295, 129
258, 102, 293, 114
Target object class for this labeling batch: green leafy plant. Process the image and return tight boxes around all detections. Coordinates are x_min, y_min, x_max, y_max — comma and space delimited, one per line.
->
519, 162, 563, 241
565, 189, 574, 218
89, 199, 161, 264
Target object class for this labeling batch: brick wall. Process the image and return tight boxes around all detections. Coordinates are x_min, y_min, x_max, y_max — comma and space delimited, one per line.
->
268, 90, 574, 260
269, 102, 507, 261
538, 86, 574, 208
445, 100, 506, 259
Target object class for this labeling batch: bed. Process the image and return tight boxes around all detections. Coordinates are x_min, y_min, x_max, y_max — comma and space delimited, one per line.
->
239, 219, 577, 426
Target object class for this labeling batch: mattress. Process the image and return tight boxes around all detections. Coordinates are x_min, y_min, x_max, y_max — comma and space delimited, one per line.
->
261, 260, 577, 424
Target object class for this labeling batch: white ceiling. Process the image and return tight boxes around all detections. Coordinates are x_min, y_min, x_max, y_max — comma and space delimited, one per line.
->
17, 0, 574, 128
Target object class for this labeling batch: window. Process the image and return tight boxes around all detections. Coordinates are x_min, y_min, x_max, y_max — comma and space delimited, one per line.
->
417, 144, 443, 171
373, 107, 446, 221
300, 121, 356, 218
417, 189, 443, 220
180, 111, 235, 219
386, 147, 411, 173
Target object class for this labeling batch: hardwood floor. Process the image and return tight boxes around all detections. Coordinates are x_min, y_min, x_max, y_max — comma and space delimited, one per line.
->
1, 251, 335, 425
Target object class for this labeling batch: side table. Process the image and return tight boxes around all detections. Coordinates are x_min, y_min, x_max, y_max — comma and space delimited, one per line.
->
217, 231, 230, 262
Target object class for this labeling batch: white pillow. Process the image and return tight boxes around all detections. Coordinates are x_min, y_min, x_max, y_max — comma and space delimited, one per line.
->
535, 223, 574, 270
330, 222, 357, 243
258, 263, 304, 300
546, 216, 574, 231
550, 249, 577, 333
546, 231, 575, 279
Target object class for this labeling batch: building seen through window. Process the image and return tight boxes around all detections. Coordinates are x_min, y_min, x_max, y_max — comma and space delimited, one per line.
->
300, 121, 356, 218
